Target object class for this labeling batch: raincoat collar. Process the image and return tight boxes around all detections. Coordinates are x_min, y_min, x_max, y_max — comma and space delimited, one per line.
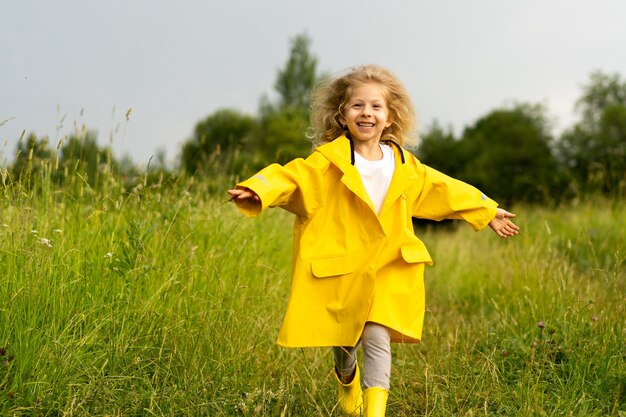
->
315, 135, 406, 169
315, 135, 416, 217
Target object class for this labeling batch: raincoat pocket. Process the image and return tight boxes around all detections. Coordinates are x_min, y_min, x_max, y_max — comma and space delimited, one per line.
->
400, 242, 433, 265
311, 253, 360, 278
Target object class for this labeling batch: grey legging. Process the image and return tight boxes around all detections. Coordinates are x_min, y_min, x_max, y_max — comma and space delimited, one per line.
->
332, 322, 391, 390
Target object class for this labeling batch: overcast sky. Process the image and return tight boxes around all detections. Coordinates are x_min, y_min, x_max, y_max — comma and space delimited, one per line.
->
2, 0, 626, 167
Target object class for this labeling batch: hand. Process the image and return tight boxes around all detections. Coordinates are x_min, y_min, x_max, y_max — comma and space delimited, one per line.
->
227, 187, 260, 204
489, 208, 519, 238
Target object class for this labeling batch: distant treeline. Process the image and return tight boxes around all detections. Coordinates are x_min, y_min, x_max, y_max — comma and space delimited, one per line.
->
5, 34, 626, 205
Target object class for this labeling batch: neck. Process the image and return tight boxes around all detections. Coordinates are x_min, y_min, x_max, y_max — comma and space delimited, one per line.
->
353, 141, 383, 161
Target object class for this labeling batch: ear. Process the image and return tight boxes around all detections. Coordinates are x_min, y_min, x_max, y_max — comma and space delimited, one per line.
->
339, 117, 346, 127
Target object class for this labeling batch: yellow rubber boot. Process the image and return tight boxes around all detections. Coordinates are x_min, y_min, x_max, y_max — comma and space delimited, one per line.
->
363, 387, 388, 417
334, 365, 363, 416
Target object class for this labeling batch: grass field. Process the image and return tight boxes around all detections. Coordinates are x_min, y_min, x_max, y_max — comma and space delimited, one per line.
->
0, 171, 623, 416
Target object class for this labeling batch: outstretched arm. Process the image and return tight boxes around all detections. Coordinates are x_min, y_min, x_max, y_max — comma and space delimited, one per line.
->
489, 208, 519, 238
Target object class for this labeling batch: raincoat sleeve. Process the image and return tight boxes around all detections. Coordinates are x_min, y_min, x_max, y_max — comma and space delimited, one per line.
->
234, 156, 325, 218
411, 164, 499, 231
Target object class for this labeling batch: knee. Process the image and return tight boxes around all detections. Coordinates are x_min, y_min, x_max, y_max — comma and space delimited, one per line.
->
362, 322, 391, 353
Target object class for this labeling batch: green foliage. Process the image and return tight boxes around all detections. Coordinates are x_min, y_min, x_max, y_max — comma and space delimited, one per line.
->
257, 33, 319, 164
9, 129, 126, 193
557, 71, 626, 195
417, 121, 462, 176
273, 34, 318, 111
180, 108, 260, 176
58, 129, 117, 186
11, 132, 55, 186
258, 102, 311, 164
460, 103, 561, 204
419, 104, 563, 204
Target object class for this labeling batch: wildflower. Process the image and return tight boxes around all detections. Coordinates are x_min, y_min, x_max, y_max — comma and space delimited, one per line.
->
537, 321, 545, 329
39, 238, 52, 248
53, 229, 63, 234
31, 229, 38, 235
591, 316, 598, 322
104, 252, 113, 259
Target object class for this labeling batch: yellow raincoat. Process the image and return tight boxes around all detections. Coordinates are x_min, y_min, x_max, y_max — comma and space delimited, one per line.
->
234, 136, 498, 347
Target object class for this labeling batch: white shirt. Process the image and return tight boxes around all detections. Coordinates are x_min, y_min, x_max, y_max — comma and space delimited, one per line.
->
354, 143, 395, 214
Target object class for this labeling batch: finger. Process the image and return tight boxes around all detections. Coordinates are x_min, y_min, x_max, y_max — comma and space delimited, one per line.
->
227, 190, 239, 201
507, 221, 520, 231
505, 226, 519, 236
503, 210, 516, 218
500, 225, 514, 237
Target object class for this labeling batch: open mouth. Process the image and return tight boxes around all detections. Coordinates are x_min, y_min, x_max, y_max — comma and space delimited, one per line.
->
357, 122, 375, 127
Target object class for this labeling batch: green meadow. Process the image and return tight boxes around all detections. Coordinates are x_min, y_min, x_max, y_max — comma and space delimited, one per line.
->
0, 169, 623, 416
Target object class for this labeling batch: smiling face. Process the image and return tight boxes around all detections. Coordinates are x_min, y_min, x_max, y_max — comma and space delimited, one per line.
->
341, 82, 392, 145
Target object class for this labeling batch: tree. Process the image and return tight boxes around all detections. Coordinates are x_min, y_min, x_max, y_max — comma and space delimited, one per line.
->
416, 121, 462, 178
457, 103, 561, 204
259, 33, 319, 164
274, 34, 318, 111
180, 108, 259, 175
11, 132, 54, 182
59, 130, 117, 186
557, 71, 626, 195
258, 100, 312, 164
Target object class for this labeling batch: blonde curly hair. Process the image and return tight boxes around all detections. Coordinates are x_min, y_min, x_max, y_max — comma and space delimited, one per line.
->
308, 64, 418, 148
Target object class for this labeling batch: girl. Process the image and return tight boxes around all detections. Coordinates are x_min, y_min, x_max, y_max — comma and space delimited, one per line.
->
228, 64, 519, 416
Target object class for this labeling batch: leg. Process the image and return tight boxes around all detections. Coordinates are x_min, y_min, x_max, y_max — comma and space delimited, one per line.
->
332, 345, 362, 416
361, 322, 391, 416
361, 322, 391, 390
332, 345, 358, 384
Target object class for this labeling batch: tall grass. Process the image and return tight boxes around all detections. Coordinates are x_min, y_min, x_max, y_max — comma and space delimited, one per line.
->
394, 199, 624, 416
0, 161, 623, 416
